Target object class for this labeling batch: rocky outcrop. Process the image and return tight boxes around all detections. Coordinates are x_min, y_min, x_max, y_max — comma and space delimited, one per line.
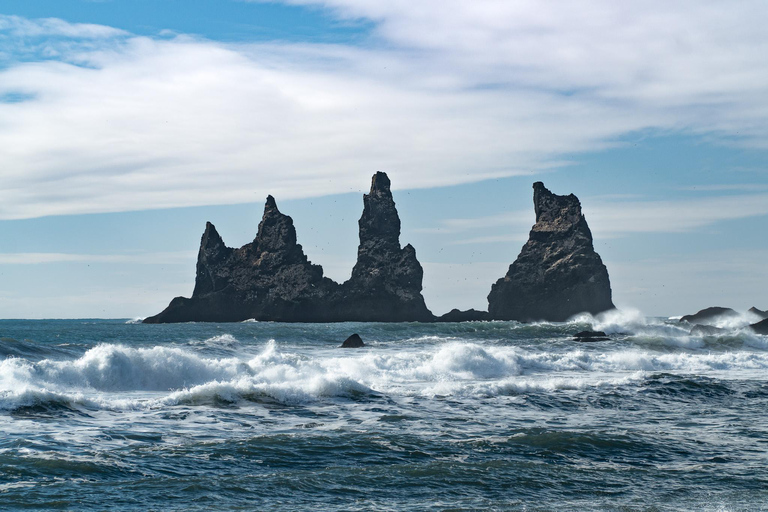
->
749, 307, 768, 320
679, 307, 738, 325
144, 172, 433, 323
340, 334, 365, 348
333, 172, 434, 322
436, 309, 491, 322
487, 182, 614, 322
751, 318, 768, 335
144, 196, 339, 323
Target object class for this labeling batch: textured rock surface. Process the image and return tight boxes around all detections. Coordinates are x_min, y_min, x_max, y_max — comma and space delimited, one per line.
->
487, 182, 614, 322
334, 172, 434, 322
144, 196, 339, 323
679, 307, 738, 325
144, 173, 433, 323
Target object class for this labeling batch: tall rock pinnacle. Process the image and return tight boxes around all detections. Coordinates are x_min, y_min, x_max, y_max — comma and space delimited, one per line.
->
338, 172, 433, 321
487, 182, 615, 322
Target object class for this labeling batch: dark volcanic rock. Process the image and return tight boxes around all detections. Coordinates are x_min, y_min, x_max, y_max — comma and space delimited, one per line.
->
751, 318, 768, 335
749, 307, 768, 320
144, 172, 434, 324
679, 307, 738, 325
573, 330, 609, 342
487, 182, 615, 322
340, 334, 365, 348
436, 309, 491, 322
144, 196, 339, 323
334, 172, 434, 322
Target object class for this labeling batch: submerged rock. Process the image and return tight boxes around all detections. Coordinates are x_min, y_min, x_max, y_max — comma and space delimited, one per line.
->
334, 172, 434, 322
144, 172, 433, 324
436, 309, 491, 322
749, 307, 768, 320
340, 334, 365, 348
573, 330, 609, 342
487, 182, 615, 322
679, 307, 738, 325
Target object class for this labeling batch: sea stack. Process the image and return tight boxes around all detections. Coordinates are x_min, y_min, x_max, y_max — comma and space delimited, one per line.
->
143, 196, 338, 323
144, 172, 433, 323
487, 182, 614, 322
335, 172, 434, 321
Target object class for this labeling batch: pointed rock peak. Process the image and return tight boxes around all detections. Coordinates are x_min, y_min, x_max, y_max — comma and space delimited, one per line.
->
201, 221, 225, 248
369, 171, 392, 198
532, 182, 582, 227
264, 195, 279, 214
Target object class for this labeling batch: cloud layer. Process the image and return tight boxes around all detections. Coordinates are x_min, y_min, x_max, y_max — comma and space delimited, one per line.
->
1, 3, 767, 219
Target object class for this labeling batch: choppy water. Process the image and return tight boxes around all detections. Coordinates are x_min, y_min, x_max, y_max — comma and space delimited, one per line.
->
2, 312, 768, 511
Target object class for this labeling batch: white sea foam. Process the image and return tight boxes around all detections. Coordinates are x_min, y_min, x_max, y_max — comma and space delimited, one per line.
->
3, 337, 768, 411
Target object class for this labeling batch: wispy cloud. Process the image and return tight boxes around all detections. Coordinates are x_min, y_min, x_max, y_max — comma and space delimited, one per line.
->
419, 192, 768, 240
0, 3, 767, 219
0, 251, 195, 265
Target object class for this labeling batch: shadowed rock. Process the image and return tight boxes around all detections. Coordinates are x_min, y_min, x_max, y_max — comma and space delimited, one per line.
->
143, 196, 339, 323
340, 334, 365, 348
573, 330, 609, 342
436, 309, 490, 322
679, 307, 738, 325
751, 318, 768, 335
334, 172, 434, 322
487, 182, 615, 322
749, 307, 768, 320
144, 173, 433, 324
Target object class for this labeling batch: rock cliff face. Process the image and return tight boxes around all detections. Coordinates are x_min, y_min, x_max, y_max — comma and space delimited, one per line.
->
144, 173, 433, 323
143, 196, 339, 323
334, 172, 434, 321
487, 182, 614, 322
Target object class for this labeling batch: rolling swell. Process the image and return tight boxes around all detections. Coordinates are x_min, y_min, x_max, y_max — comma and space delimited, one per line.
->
2, 318, 768, 510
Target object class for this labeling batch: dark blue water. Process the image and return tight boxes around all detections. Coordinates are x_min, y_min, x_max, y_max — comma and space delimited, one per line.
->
2, 313, 768, 510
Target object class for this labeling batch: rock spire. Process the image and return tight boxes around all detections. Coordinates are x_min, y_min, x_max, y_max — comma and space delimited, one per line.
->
487, 182, 614, 322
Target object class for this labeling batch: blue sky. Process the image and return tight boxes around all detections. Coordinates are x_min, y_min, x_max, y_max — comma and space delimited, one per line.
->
0, 1, 767, 318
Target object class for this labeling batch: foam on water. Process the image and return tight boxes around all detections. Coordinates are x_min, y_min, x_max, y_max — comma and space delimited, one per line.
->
3, 324, 768, 412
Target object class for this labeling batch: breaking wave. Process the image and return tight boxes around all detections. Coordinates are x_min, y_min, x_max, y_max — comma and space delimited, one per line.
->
2, 324, 768, 412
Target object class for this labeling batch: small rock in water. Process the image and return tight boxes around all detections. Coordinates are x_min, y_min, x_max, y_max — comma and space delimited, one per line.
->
573, 330, 609, 342
679, 307, 738, 325
340, 334, 365, 348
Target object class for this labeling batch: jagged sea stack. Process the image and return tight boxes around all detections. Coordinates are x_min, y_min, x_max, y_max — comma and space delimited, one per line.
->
487, 182, 614, 322
143, 196, 338, 323
335, 172, 434, 321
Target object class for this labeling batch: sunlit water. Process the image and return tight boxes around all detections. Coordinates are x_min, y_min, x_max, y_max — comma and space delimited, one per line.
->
2, 312, 767, 510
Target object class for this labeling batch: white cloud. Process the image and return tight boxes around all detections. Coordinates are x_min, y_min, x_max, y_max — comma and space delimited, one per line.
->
0, 4, 767, 219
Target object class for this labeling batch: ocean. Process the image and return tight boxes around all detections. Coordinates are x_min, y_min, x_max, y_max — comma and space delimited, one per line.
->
1, 313, 767, 511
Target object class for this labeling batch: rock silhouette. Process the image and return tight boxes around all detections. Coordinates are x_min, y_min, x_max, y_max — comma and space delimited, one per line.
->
334, 172, 434, 322
340, 334, 365, 348
487, 182, 614, 322
144, 173, 433, 323
679, 307, 738, 325
748, 307, 768, 320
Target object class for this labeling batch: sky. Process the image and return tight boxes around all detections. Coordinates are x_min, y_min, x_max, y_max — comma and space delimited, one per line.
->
0, 0, 767, 318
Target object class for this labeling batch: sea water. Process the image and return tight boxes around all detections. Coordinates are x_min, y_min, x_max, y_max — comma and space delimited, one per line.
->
1, 313, 767, 510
